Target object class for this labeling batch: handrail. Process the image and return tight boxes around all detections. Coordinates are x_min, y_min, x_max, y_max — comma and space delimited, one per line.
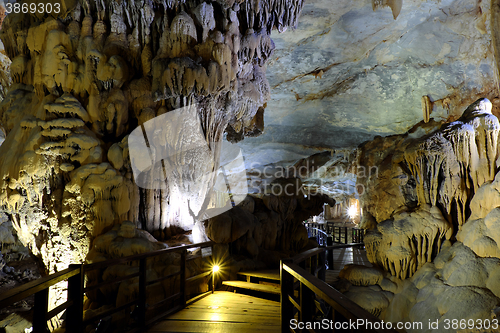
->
304, 222, 365, 244
83, 240, 214, 272
290, 247, 325, 265
282, 262, 396, 333
0, 240, 215, 333
305, 226, 329, 246
280, 244, 398, 333
0, 267, 80, 309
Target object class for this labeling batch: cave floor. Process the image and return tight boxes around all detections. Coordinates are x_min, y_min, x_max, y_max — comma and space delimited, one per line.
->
147, 291, 280, 333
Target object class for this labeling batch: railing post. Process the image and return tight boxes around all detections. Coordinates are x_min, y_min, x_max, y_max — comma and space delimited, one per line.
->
280, 259, 293, 333
310, 254, 317, 276
299, 257, 306, 270
300, 282, 314, 325
67, 264, 84, 333
327, 236, 334, 270
33, 288, 49, 333
318, 248, 326, 282
180, 249, 187, 306
344, 227, 348, 244
138, 257, 147, 327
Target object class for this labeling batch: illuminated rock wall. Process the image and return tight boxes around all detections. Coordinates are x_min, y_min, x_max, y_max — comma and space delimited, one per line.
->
0, 0, 305, 279
337, 99, 500, 327
357, 98, 500, 279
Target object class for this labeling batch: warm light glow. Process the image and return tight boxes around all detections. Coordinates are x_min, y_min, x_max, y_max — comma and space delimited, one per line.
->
212, 265, 220, 273
347, 204, 357, 220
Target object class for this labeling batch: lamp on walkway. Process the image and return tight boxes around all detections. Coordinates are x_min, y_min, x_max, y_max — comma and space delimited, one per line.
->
212, 265, 220, 294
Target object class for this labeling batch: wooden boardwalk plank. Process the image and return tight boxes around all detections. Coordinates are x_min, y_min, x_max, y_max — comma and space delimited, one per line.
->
148, 321, 280, 333
237, 269, 280, 281
148, 248, 370, 333
148, 292, 280, 333
222, 281, 281, 294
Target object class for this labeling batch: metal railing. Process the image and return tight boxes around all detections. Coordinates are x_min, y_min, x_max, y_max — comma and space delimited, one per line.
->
280, 244, 398, 333
305, 222, 365, 244
0, 241, 215, 333
306, 226, 329, 246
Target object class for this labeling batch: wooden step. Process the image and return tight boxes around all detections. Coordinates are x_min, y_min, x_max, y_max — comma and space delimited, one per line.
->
237, 270, 280, 282
222, 281, 281, 295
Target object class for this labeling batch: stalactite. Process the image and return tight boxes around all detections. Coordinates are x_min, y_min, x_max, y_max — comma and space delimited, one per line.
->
404, 98, 500, 229
364, 205, 452, 279
0, 0, 308, 273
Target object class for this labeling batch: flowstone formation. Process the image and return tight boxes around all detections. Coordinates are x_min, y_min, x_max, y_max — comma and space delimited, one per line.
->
336, 98, 500, 331
358, 98, 500, 280
0, 0, 305, 310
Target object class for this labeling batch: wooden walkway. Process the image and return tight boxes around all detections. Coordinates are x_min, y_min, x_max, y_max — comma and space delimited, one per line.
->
147, 291, 280, 333
148, 247, 371, 333
329, 245, 371, 277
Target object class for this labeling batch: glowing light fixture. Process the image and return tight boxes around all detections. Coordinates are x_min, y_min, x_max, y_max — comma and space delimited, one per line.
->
347, 204, 357, 220
212, 264, 220, 293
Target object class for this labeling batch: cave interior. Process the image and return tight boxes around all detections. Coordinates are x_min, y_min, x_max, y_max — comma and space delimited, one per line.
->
1, 0, 500, 332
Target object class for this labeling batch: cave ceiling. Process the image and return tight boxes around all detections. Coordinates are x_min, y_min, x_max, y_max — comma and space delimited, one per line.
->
237, 0, 499, 167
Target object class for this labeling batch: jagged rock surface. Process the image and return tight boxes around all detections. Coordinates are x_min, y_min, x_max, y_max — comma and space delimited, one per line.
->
0, 0, 305, 314
0, 0, 304, 269
337, 98, 500, 330
339, 243, 500, 332
357, 99, 500, 280
365, 205, 452, 280
457, 171, 500, 259
237, 0, 499, 160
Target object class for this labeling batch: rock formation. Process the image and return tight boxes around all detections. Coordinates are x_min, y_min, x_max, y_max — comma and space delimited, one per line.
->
0, 0, 304, 267
336, 98, 500, 330
0, 0, 305, 314
357, 98, 500, 280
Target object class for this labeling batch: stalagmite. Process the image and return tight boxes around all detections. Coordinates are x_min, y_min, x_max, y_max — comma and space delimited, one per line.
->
364, 205, 452, 280
355, 98, 500, 282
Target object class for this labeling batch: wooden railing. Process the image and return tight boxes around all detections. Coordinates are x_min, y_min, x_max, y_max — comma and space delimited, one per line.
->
280, 244, 398, 333
0, 241, 215, 333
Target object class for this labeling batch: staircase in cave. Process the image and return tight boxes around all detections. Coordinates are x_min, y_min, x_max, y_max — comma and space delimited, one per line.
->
222, 270, 281, 298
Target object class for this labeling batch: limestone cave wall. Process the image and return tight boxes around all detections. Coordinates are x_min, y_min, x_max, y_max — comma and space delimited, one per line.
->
357, 98, 500, 279
337, 98, 500, 328
0, 0, 306, 293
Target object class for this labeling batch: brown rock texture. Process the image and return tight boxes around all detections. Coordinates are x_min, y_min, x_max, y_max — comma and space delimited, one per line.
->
357, 98, 500, 279
337, 99, 500, 327
0, 0, 306, 314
